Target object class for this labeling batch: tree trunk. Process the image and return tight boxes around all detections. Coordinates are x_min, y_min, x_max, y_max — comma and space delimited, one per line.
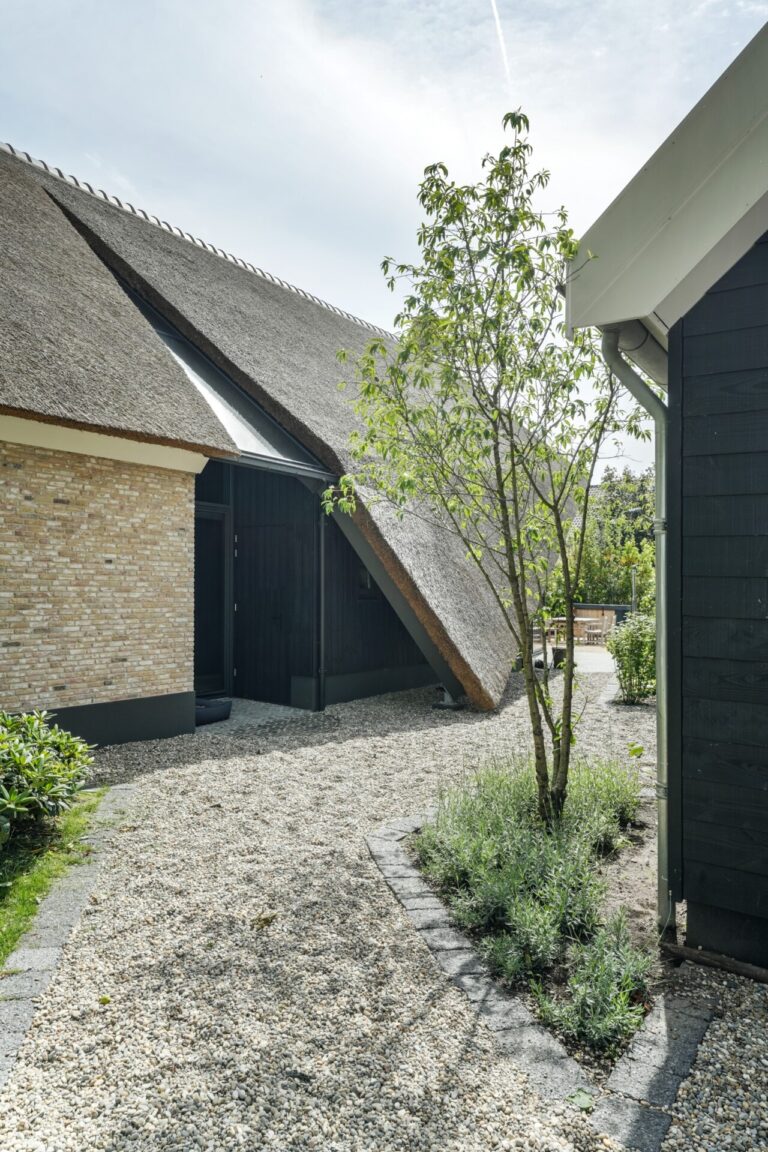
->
519, 629, 551, 821
550, 597, 576, 817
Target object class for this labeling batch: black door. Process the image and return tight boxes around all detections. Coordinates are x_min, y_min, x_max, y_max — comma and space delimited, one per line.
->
233, 469, 316, 705
234, 524, 294, 703
194, 506, 232, 696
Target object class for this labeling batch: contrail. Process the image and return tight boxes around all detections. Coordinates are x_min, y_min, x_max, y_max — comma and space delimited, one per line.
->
488, 0, 514, 101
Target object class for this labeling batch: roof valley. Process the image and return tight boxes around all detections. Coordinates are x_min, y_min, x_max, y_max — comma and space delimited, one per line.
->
1, 142, 393, 342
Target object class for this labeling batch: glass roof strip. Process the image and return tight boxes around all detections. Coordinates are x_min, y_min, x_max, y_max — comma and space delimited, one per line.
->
125, 284, 332, 477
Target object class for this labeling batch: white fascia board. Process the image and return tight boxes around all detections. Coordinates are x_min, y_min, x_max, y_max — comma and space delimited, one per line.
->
656, 185, 768, 326
567, 25, 768, 334
0, 413, 209, 472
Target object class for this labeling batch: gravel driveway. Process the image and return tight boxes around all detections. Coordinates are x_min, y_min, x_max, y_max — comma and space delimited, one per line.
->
0, 668, 764, 1151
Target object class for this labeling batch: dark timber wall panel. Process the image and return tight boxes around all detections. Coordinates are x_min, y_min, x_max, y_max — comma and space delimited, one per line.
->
233, 468, 316, 705
324, 517, 429, 678
672, 232, 768, 963
683, 367, 768, 416
199, 461, 431, 708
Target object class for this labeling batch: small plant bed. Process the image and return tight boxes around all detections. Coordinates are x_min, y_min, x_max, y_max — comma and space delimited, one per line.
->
414, 757, 657, 1072
1, 710, 97, 966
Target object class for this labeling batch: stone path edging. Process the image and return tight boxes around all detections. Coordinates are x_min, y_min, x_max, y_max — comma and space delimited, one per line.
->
367, 817, 714, 1152
0, 784, 133, 1091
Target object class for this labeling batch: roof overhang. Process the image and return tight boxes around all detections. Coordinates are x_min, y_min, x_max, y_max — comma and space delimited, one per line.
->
0, 411, 208, 472
566, 25, 768, 385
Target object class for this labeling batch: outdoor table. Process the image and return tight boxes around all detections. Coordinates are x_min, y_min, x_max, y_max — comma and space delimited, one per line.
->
547, 617, 602, 644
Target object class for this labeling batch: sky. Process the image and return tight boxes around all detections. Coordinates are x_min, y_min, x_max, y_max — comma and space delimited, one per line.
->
2, 1, 767, 470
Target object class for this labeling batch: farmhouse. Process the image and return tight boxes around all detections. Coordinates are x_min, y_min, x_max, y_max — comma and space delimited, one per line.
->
0, 145, 515, 745
568, 25, 768, 965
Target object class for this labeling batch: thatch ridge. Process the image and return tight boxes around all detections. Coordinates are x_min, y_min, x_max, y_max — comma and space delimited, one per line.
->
1, 143, 393, 342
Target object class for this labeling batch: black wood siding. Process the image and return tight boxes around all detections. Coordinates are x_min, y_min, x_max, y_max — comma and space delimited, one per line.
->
671, 233, 768, 936
195, 462, 429, 706
233, 468, 316, 704
194, 507, 232, 696
324, 517, 427, 677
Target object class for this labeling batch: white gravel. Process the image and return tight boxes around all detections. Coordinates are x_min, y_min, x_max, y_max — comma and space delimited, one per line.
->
662, 964, 768, 1152
0, 669, 757, 1151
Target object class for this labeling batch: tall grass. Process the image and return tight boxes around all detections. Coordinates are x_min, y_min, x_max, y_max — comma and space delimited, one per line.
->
415, 756, 650, 1053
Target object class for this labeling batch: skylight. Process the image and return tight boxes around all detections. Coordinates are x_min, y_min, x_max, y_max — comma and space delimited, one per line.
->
125, 285, 332, 479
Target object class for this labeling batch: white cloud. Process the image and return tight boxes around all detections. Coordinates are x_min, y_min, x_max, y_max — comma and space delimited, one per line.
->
3, 1, 766, 315
1, 0, 766, 471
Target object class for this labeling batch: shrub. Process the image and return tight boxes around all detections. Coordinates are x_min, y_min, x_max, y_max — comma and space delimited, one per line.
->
0, 712, 93, 846
606, 613, 656, 703
481, 898, 561, 982
505, 897, 562, 971
564, 758, 642, 853
540, 843, 605, 939
534, 912, 652, 1053
415, 757, 651, 1052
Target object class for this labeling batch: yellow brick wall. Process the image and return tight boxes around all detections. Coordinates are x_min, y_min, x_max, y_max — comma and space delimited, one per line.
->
0, 441, 194, 711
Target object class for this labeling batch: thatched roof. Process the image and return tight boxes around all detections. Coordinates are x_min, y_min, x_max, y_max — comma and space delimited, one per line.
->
0, 152, 235, 455
3, 146, 515, 707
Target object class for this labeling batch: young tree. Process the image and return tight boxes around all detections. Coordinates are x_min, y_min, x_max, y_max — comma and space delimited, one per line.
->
324, 112, 639, 821
598, 466, 655, 548
570, 466, 656, 609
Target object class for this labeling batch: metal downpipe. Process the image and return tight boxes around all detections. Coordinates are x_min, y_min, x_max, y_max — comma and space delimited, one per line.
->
601, 328, 674, 934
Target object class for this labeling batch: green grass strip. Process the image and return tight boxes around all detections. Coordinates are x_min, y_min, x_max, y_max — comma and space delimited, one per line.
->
0, 789, 105, 967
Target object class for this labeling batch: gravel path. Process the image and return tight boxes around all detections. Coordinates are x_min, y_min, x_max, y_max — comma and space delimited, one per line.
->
0, 670, 762, 1150
662, 964, 768, 1152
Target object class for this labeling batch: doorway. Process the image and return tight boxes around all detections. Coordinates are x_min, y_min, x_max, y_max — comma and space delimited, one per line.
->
193, 504, 232, 697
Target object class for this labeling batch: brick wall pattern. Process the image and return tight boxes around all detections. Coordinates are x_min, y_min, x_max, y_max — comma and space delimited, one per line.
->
0, 441, 194, 711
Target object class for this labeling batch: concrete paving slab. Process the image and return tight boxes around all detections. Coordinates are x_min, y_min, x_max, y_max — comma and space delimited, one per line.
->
0, 969, 53, 1001
377, 863, 423, 879
418, 927, 474, 952
5, 947, 61, 973
385, 876, 434, 899
399, 895, 445, 911
591, 1095, 672, 1152
404, 905, 450, 930
432, 949, 487, 977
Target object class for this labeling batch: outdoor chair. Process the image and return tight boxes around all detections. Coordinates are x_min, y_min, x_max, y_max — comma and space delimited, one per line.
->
585, 621, 605, 645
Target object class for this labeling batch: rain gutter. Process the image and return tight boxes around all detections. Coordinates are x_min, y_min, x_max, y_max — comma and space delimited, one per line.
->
601, 327, 674, 933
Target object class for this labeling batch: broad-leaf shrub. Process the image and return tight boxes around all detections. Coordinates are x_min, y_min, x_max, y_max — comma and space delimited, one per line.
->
0, 712, 92, 846
606, 613, 656, 704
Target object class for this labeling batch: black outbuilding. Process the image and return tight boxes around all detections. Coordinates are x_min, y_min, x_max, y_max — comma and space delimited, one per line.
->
567, 25, 768, 967
667, 234, 768, 965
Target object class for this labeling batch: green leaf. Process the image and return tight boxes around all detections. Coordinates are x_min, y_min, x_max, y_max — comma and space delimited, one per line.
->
567, 1089, 595, 1113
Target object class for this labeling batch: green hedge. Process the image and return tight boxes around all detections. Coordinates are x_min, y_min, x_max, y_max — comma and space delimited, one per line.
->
607, 613, 656, 704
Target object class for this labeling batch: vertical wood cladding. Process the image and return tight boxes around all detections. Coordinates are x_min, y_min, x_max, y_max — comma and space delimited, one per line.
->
0, 441, 194, 711
194, 508, 232, 697
233, 468, 316, 705
675, 234, 768, 933
202, 463, 429, 706
324, 516, 427, 677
